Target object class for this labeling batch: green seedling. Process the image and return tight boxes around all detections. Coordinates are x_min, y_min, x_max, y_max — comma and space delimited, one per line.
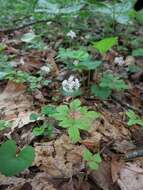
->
91, 72, 128, 99
58, 47, 102, 72
83, 148, 102, 170
126, 110, 143, 127
52, 99, 100, 143
0, 140, 35, 176
32, 122, 53, 137
5, 70, 51, 91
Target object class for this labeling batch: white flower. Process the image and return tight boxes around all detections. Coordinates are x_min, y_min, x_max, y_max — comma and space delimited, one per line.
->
40, 66, 50, 73
62, 75, 80, 93
73, 60, 79, 66
66, 30, 76, 39
114, 56, 124, 65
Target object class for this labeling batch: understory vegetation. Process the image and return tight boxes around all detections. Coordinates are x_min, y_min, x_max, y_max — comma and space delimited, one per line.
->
0, 0, 143, 189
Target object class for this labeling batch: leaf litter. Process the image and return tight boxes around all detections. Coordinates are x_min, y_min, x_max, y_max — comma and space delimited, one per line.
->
0, 10, 143, 190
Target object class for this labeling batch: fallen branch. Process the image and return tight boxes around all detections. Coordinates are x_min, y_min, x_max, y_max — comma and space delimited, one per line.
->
0, 19, 58, 33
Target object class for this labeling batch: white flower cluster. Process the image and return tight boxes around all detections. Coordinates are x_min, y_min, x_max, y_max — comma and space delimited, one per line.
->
66, 30, 76, 39
62, 75, 80, 93
40, 66, 50, 74
114, 56, 124, 65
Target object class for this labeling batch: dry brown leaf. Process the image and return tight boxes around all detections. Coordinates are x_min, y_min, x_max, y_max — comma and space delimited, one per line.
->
117, 163, 143, 190
34, 135, 84, 178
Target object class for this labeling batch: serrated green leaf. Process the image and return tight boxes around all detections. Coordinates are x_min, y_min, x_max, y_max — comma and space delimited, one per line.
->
93, 37, 118, 54
0, 140, 35, 176
68, 126, 80, 143
91, 84, 112, 99
70, 99, 81, 110
41, 105, 56, 116
56, 105, 69, 114
100, 73, 128, 91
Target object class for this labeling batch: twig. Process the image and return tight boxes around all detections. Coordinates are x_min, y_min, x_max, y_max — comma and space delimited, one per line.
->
125, 149, 143, 160
111, 95, 143, 115
0, 19, 59, 33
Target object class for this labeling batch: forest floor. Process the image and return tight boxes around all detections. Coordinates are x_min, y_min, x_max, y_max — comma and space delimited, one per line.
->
0, 24, 143, 190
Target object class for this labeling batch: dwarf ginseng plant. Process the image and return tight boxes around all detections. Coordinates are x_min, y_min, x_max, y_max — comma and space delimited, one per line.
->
83, 148, 102, 170
52, 99, 100, 143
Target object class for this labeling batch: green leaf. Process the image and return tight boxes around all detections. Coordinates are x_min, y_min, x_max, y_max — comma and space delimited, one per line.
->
32, 127, 45, 136
132, 48, 143, 57
68, 126, 80, 143
92, 153, 102, 163
0, 140, 35, 176
70, 99, 81, 110
100, 73, 128, 91
126, 110, 143, 127
83, 148, 93, 161
88, 161, 99, 170
59, 118, 73, 128
91, 84, 112, 100
81, 60, 103, 70
41, 105, 56, 116
58, 48, 89, 61
56, 105, 69, 114
0, 120, 10, 131
93, 37, 118, 54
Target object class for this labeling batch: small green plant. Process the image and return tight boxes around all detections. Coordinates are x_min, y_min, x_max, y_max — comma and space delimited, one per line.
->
30, 106, 56, 137
92, 37, 118, 54
0, 140, 35, 176
83, 148, 102, 170
32, 122, 53, 137
91, 72, 128, 99
58, 48, 102, 72
5, 70, 51, 91
52, 99, 100, 143
0, 120, 10, 131
126, 110, 143, 127
21, 32, 47, 51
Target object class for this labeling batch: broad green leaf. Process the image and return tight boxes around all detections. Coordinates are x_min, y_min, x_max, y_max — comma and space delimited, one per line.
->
132, 48, 143, 57
68, 126, 80, 143
93, 37, 118, 54
83, 148, 93, 161
0, 140, 35, 176
91, 84, 112, 100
